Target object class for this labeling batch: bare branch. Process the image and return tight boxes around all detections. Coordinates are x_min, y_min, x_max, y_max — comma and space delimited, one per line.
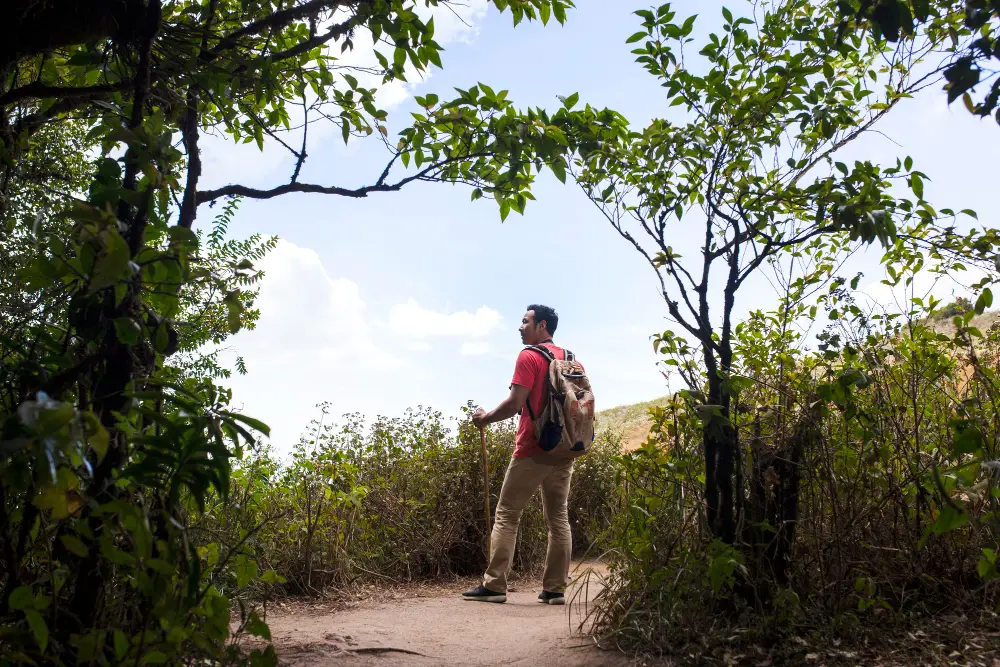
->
196, 151, 493, 205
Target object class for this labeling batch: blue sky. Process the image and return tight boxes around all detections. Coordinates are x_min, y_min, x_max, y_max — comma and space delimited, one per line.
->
198, 0, 1000, 457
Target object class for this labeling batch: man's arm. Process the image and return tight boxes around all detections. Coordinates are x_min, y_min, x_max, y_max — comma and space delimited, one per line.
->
472, 384, 531, 428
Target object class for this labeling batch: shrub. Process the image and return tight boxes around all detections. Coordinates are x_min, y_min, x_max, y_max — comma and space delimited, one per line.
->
202, 402, 623, 595
588, 310, 1000, 657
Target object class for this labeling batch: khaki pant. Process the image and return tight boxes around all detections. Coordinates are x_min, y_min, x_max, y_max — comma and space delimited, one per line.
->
483, 454, 574, 593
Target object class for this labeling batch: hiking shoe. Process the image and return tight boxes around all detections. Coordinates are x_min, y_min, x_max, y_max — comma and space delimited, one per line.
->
537, 591, 565, 605
462, 584, 506, 603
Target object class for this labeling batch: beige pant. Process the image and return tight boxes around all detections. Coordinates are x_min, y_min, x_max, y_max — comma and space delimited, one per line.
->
484, 454, 574, 593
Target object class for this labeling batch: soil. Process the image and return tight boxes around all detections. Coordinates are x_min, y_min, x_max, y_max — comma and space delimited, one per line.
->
254, 561, 653, 666
249, 564, 1000, 667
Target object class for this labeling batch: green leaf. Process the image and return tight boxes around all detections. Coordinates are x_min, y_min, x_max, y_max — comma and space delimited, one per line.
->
82, 411, 109, 462
260, 569, 287, 584
222, 411, 271, 437
25, 609, 48, 652
90, 229, 131, 292
246, 610, 272, 640
553, 2, 566, 24
154, 322, 170, 353
951, 419, 984, 456
114, 630, 129, 660
224, 291, 244, 334
250, 645, 279, 667
236, 558, 259, 588
681, 14, 698, 36
931, 504, 968, 534
9, 587, 34, 611
142, 651, 168, 664
114, 317, 141, 345
975, 288, 993, 315
167, 225, 200, 251
626, 31, 649, 44
558, 92, 580, 109
60, 535, 89, 557
550, 159, 567, 184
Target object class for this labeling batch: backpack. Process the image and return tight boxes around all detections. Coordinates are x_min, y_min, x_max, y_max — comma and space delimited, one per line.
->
523, 345, 596, 458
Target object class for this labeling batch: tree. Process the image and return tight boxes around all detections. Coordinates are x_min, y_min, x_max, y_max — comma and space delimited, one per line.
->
834, 0, 1000, 123
1, 0, 576, 226
0, 1, 585, 663
542, 0, 999, 552
0, 119, 94, 344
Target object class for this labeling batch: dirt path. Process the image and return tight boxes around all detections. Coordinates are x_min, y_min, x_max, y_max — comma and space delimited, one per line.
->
262, 562, 646, 666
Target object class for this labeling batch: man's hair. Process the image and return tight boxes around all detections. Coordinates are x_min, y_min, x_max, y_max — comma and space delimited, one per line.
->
527, 304, 558, 335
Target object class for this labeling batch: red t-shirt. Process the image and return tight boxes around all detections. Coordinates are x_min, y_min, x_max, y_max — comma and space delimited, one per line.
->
510, 343, 584, 458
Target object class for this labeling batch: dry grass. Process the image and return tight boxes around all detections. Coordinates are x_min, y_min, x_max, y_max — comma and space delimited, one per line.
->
595, 396, 669, 451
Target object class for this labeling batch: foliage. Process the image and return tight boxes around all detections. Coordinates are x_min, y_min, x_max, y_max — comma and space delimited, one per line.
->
588, 291, 1000, 658
934, 295, 974, 320
538, 0, 1000, 658
834, 0, 1000, 123
0, 0, 584, 664
1, 0, 580, 225
0, 119, 95, 348
199, 404, 623, 595
166, 197, 278, 382
535, 0, 999, 545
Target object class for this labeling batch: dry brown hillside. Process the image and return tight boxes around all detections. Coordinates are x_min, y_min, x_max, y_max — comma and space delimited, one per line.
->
595, 396, 668, 451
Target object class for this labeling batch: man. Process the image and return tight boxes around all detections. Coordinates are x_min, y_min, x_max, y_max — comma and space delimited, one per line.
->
462, 304, 578, 605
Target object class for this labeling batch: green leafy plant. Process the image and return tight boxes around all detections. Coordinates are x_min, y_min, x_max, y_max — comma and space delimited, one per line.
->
0, 1, 586, 663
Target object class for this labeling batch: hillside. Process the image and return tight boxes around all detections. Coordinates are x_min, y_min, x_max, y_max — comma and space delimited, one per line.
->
595, 396, 668, 451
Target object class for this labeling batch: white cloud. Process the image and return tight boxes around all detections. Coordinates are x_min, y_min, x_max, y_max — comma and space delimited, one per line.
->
240, 240, 380, 361
220, 242, 509, 455
460, 341, 491, 356
222, 240, 405, 452
388, 298, 502, 338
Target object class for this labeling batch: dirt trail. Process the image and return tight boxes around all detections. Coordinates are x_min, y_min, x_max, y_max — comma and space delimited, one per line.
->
263, 562, 646, 667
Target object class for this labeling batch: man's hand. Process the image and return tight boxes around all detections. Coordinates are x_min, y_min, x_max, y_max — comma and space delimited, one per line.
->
472, 386, 530, 430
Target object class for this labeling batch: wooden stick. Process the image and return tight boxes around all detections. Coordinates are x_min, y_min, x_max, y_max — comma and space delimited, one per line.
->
480, 426, 492, 558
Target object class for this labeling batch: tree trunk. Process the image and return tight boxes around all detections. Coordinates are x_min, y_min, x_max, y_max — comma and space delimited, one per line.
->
62, 0, 162, 637
744, 398, 820, 603
704, 357, 737, 544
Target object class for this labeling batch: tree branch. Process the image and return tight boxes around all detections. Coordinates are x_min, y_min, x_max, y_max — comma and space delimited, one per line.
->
178, 0, 218, 229
0, 81, 128, 107
202, 0, 350, 65
263, 16, 356, 64
195, 151, 491, 205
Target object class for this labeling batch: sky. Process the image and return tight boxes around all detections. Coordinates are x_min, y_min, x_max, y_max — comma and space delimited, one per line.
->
196, 0, 1000, 458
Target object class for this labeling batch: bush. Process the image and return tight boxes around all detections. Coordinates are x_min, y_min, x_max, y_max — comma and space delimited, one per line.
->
201, 402, 623, 595
588, 311, 1000, 657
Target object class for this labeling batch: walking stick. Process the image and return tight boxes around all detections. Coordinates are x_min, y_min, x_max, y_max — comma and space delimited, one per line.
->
479, 425, 492, 557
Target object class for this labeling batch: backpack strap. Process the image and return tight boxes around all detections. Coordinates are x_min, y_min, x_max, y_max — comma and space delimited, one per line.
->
522, 345, 556, 420
525, 344, 556, 362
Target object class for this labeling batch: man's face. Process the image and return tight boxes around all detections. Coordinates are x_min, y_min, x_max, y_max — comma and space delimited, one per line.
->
519, 310, 547, 345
